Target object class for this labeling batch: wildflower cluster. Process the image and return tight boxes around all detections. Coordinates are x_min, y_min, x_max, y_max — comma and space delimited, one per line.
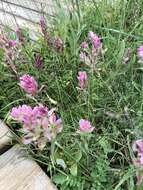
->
79, 119, 94, 133
80, 31, 102, 70
10, 70, 95, 149
0, 30, 18, 74
77, 31, 102, 91
11, 104, 62, 150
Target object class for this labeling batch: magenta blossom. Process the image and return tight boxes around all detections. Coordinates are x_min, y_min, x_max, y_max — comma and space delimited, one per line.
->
80, 41, 88, 50
33, 105, 48, 117
11, 106, 23, 120
133, 140, 143, 153
8, 40, 17, 47
77, 71, 87, 90
137, 46, 143, 59
48, 112, 63, 133
88, 31, 101, 49
42, 112, 62, 141
132, 139, 143, 185
79, 119, 95, 133
10, 104, 62, 149
20, 74, 38, 96
11, 105, 37, 128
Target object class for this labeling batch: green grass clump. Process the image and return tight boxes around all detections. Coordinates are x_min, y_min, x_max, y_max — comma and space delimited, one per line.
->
1, 0, 143, 189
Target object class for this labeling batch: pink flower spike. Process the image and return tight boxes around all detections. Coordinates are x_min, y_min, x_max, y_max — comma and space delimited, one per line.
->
42, 117, 49, 129
77, 71, 87, 90
88, 31, 101, 49
33, 105, 48, 117
80, 41, 88, 49
55, 118, 63, 133
133, 139, 143, 153
137, 45, 143, 59
88, 31, 96, 40
40, 17, 46, 30
20, 74, 38, 96
11, 106, 22, 120
20, 105, 33, 125
79, 119, 95, 133
10, 105, 35, 127
8, 40, 17, 47
48, 112, 62, 132
138, 153, 143, 164
79, 51, 86, 62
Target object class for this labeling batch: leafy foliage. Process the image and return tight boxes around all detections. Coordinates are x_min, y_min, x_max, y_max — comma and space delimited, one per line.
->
1, 0, 143, 189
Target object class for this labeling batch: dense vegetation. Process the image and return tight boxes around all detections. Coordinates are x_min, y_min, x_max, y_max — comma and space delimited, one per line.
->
1, 1, 143, 189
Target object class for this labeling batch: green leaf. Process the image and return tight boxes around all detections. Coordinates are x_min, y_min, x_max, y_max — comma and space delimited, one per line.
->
99, 137, 112, 154
74, 150, 82, 162
53, 173, 68, 185
9, 32, 17, 40
70, 163, 78, 176
114, 168, 135, 190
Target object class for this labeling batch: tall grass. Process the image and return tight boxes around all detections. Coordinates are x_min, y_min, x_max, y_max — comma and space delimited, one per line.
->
0, 0, 143, 189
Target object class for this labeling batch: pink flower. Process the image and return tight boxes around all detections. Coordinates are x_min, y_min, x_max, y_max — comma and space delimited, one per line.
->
11, 106, 22, 120
49, 113, 63, 133
77, 71, 87, 90
132, 139, 143, 186
79, 51, 86, 62
10, 104, 62, 149
20, 105, 35, 126
39, 17, 50, 45
79, 119, 94, 133
88, 31, 101, 49
80, 41, 88, 49
137, 46, 143, 59
8, 40, 17, 47
133, 140, 143, 153
20, 74, 38, 96
40, 17, 47, 33
33, 105, 48, 117
42, 110, 62, 141
11, 105, 35, 127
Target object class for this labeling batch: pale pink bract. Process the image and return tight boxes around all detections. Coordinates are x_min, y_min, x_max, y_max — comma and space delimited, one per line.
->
11, 105, 35, 127
80, 41, 88, 49
33, 105, 48, 117
79, 51, 86, 62
20, 74, 38, 96
10, 104, 62, 149
132, 139, 143, 186
8, 40, 17, 47
88, 31, 101, 49
77, 71, 87, 90
137, 46, 143, 59
11, 106, 22, 120
79, 119, 94, 133
43, 112, 63, 140
133, 139, 143, 153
